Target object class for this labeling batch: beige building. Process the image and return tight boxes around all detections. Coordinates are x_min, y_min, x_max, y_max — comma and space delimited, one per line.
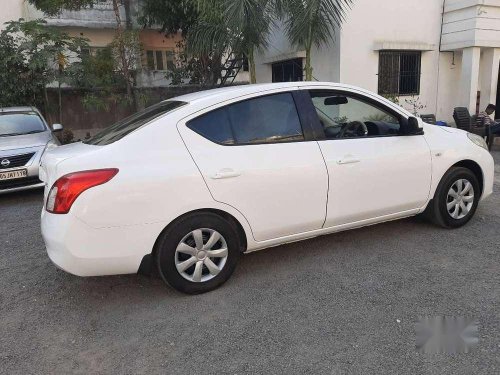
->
1, 0, 184, 88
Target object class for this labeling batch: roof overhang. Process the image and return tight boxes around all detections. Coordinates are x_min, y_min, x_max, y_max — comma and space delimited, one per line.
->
262, 51, 306, 64
373, 42, 436, 51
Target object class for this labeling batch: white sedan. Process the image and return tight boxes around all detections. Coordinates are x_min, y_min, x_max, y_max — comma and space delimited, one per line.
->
40, 82, 494, 294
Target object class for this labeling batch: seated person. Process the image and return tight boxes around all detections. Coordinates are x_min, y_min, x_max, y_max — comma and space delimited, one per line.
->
478, 104, 500, 135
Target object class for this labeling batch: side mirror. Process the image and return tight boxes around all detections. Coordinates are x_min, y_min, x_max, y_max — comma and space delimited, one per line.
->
52, 123, 63, 132
402, 117, 424, 135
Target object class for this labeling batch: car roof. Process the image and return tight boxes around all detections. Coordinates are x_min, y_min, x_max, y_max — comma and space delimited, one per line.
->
172, 82, 368, 104
0, 106, 38, 113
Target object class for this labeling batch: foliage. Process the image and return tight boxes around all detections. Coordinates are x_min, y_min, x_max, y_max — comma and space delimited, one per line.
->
58, 129, 75, 144
67, 47, 124, 111
155, 0, 352, 84
67, 44, 146, 111
110, 29, 142, 91
382, 94, 400, 105
28, 0, 141, 110
275, 0, 352, 80
187, 0, 274, 84
139, 0, 198, 36
0, 19, 87, 114
0, 32, 38, 107
69, 47, 123, 88
27, 0, 97, 16
220, 0, 274, 83
165, 41, 203, 85
404, 95, 427, 117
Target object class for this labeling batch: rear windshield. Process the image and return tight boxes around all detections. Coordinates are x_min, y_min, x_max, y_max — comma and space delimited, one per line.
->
0, 112, 46, 137
84, 101, 187, 146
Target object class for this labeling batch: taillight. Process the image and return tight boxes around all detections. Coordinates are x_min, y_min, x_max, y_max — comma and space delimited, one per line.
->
46, 169, 118, 214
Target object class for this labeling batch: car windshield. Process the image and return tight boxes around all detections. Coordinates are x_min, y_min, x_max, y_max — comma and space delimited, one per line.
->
84, 101, 187, 146
0, 112, 46, 137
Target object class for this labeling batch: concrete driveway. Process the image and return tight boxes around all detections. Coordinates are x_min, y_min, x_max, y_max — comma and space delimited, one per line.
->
1, 152, 499, 375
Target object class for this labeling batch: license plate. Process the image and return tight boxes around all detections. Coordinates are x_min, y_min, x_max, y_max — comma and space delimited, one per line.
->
0, 169, 28, 181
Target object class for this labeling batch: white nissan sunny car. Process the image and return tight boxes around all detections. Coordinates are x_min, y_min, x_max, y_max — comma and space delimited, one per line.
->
40, 82, 494, 294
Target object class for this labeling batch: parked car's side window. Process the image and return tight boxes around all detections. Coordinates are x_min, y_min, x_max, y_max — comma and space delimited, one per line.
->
187, 93, 304, 145
309, 90, 401, 139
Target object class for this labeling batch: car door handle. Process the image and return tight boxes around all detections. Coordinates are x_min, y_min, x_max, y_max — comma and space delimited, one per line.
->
211, 169, 241, 179
337, 157, 361, 165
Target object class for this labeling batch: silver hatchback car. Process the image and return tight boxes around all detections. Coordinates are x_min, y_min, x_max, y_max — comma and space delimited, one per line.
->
0, 107, 62, 193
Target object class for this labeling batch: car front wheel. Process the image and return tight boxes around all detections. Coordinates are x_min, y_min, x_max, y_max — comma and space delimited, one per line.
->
430, 167, 480, 228
156, 213, 240, 294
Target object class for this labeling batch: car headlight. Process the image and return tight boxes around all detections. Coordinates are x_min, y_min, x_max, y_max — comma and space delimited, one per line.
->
467, 133, 488, 150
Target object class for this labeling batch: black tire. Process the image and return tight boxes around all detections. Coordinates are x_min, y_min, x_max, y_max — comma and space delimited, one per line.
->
429, 167, 480, 228
156, 212, 240, 294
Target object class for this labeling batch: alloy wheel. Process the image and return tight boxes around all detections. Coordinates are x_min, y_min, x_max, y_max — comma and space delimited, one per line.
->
174, 228, 229, 283
446, 179, 475, 220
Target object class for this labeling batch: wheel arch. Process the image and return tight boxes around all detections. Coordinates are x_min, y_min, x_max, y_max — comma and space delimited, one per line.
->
139, 208, 249, 275
450, 159, 484, 197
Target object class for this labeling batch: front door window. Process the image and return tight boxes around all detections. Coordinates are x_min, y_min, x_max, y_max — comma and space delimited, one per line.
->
309, 91, 401, 139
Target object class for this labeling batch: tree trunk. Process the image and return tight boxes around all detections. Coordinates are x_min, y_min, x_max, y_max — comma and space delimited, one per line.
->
123, 0, 132, 30
304, 25, 313, 81
43, 87, 53, 125
305, 43, 313, 81
58, 79, 62, 124
122, 0, 141, 109
248, 48, 256, 84
112, 0, 138, 110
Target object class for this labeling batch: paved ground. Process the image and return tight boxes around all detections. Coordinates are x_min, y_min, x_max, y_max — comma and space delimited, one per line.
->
1, 152, 500, 375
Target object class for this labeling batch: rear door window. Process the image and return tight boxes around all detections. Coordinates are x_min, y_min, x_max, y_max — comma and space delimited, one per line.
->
187, 93, 304, 145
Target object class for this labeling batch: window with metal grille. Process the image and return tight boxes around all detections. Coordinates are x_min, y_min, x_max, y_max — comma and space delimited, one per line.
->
378, 51, 421, 96
272, 59, 303, 82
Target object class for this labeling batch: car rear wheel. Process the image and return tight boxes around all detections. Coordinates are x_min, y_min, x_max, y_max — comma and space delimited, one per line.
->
156, 213, 240, 294
429, 167, 480, 228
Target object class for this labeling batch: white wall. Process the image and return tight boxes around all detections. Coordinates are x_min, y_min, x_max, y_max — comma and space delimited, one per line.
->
442, 0, 500, 50
0, 0, 24, 30
254, 22, 341, 83
338, 0, 443, 116
254, 0, 474, 123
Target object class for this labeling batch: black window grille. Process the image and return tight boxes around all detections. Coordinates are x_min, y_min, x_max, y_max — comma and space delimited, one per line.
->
272, 59, 303, 82
378, 51, 421, 96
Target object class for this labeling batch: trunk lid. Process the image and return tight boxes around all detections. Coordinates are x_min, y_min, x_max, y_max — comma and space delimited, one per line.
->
39, 142, 101, 195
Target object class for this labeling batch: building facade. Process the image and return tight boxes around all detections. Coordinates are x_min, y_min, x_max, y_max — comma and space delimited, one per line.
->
255, 0, 500, 123
0, 0, 186, 88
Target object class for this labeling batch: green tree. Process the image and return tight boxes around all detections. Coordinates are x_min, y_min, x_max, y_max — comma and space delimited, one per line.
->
276, 0, 352, 81
67, 47, 126, 111
28, 0, 96, 15
190, 0, 274, 84
139, 0, 198, 36
0, 19, 87, 122
28, 0, 141, 109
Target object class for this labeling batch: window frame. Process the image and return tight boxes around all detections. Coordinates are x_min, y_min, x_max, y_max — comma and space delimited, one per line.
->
186, 91, 316, 146
144, 49, 175, 72
304, 89, 417, 141
378, 50, 422, 96
272, 59, 304, 83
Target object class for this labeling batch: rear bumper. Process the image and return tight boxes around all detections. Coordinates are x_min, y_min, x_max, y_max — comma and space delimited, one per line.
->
41, 210, 162, 277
